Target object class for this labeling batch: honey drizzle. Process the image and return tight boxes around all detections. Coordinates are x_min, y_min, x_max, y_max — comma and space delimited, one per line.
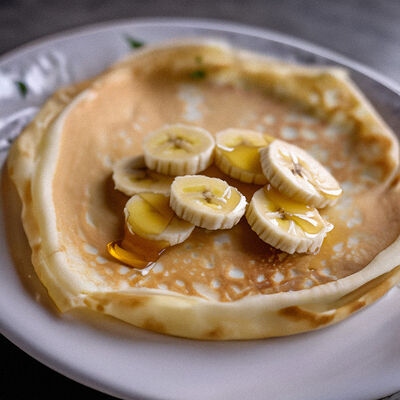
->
264, 185, 325, 235
281, 149, 342, 199
107, 226, 169, 269
219, 144, 264, 174
217, 133, 274, 174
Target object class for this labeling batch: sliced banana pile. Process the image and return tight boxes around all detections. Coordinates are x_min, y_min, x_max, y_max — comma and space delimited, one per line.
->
109, 123, 342, 263
215, 129, 274, 184
170, 175, 247, 230
143, 124, 215, 176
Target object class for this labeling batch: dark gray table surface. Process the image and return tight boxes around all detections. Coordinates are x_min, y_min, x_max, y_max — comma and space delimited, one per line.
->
1, 1, 400, 399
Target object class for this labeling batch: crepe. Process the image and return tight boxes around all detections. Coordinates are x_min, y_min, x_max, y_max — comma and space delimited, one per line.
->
6, 40, 400, 339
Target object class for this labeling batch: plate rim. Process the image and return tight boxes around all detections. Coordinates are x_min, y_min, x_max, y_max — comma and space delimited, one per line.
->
1, 17, 399, 93
1, 17, 400, 400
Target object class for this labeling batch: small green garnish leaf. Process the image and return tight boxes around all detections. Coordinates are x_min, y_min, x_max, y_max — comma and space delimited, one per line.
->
190, 69, 206, 80
126, 36, 145, 49
15, 81, 28, 97
195, 55, 203, 64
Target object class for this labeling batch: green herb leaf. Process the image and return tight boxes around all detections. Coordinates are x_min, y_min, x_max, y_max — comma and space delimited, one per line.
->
126, 36, 145, 49
190, 69, 206, 80
15, 81, 28, 97
195, 55, 203, 64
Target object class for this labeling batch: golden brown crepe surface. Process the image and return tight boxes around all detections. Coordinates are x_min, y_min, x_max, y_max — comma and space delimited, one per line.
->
7, 41, 400, 339
53, 66, 400, 300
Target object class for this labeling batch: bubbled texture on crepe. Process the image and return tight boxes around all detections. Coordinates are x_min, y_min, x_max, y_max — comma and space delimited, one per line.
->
7, 40, 400, 339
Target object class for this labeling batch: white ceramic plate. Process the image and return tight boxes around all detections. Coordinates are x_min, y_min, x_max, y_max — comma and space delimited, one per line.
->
1, 19, 400, 400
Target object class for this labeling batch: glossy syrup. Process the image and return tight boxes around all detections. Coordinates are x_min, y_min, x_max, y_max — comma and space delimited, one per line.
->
279, 148, 342, 200
220, 144, 265, 174
107, 193, 172, 269
264, 185, 325, 234
107, 227, 169, 269
218, 134, 274, 174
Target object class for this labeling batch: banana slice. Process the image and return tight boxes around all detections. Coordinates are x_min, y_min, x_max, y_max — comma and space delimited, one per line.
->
124, 193, 194, 245
170, 175, 247, 230
112, 155, 173, 196
215, 129, 274, 184
143, 124, 215, 176
259, 140, 342, 208
246, 185, 332, 254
